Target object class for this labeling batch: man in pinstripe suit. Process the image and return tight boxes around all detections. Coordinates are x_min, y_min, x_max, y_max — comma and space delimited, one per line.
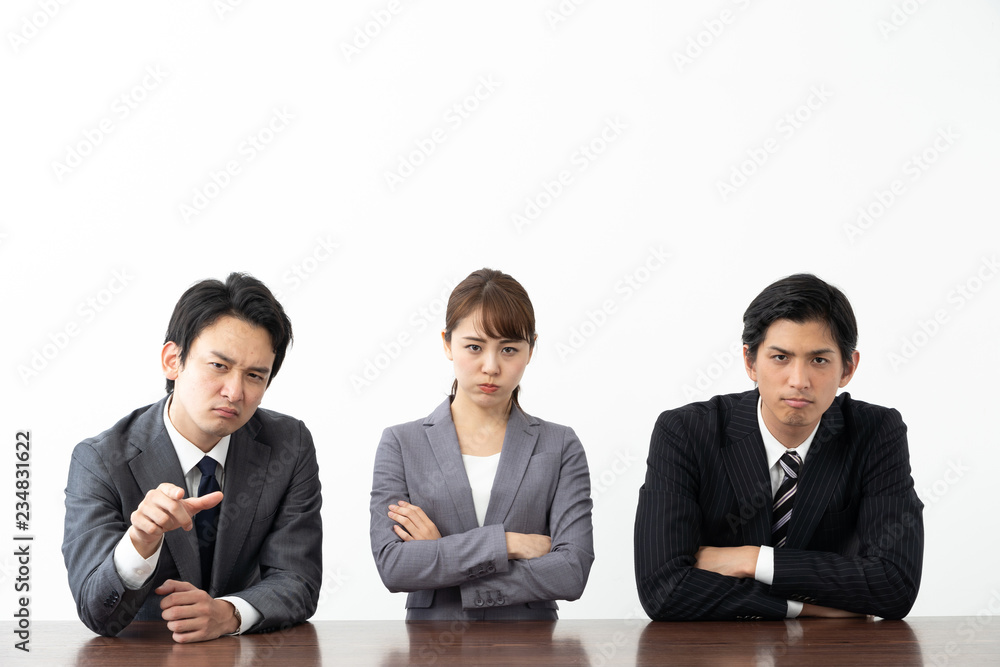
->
634, 274, 923, 620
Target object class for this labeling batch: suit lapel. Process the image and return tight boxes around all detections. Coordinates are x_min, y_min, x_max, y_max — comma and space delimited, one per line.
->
722, 391, 773, 546
787, 399, 846, 549
484, 406, 538, 526
211, 416, 270, 596
128, 397, 202, 588
424, 400, 480, 532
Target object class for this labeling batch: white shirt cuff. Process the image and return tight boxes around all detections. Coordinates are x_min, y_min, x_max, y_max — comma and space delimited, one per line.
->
754, 545, 801, 618
219, 596, 262, 634
113, 531, 162, 589
754, 544, 774, 585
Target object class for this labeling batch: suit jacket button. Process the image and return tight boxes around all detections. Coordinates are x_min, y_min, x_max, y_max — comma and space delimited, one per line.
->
496, 595, 505, 605
486, 564, 495, 573
474, 597, 484, 607
477, 568, 485, 576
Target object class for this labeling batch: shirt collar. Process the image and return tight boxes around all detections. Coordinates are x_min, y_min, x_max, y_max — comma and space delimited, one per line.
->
757, 395, 820, 471
163, 395, 230, 475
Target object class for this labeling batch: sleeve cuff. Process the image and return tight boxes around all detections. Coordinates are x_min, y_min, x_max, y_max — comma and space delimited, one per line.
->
218, 596, 261, 634
754, 544, 774, 585
786, 600, 803, 618
113, 531, 162, 590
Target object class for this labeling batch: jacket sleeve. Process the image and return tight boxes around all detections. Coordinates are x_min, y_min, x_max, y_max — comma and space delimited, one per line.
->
770, 408, 923, 619
370, 427, 510, 592
634, 413, 789, 620
62, 441, 157, 636
230, 420, 323, 632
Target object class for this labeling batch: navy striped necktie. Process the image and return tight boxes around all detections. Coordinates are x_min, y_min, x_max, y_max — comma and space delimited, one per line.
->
771, 451, 801, 548
194, 456, 221, 588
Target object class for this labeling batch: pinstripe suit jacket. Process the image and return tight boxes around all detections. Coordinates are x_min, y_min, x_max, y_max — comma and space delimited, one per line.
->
369, 398, 595, 620
62, 395, 323, 636
634, 389, 923, 620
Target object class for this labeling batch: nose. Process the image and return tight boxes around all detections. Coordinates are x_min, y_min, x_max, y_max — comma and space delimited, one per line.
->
221, 374, 244, 403
788, 360, 809, 390
482, 351, 499, 376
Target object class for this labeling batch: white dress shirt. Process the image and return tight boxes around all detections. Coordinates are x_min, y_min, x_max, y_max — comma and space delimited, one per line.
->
752, 396, 821, 619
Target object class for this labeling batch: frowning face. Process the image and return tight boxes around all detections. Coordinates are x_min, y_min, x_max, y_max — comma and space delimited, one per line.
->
744, 318, 858, 447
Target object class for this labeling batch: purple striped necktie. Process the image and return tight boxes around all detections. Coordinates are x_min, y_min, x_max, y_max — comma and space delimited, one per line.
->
771, 450, 802, 548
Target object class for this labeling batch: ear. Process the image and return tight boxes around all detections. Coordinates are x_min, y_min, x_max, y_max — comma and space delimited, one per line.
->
527, 334, 538, 364
742, 344, 757, 382
839, 350, 860, 388
162, 341, 182, 381
442, 330, 453, 361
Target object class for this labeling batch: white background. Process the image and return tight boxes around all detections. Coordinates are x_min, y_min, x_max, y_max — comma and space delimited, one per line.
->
1, 0, 998, 625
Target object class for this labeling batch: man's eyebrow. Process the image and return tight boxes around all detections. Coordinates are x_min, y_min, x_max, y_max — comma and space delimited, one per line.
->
766, 345, 836, 356
210, 351, 271, 375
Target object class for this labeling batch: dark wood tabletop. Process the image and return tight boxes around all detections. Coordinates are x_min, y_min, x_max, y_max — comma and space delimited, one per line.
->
4, 617, 997, 666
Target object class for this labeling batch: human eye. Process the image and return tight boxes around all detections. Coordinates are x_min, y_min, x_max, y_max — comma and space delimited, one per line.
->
210, 362, 227, 370
771, 354, 787, 362
502, 346, 519, 355
813, 357, 830, 365
466, 344, 481, 352
248, 372, 265, 382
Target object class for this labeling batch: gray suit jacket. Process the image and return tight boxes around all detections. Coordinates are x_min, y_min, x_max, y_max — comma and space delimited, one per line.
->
370, 399, 594, 620
62, 395, 323, 636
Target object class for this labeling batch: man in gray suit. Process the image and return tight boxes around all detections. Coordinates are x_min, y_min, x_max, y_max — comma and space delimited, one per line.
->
62, 273, 322, 642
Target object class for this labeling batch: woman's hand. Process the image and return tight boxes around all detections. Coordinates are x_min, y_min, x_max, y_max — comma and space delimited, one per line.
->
504, 532, 552, 560
388, 500, 442, 541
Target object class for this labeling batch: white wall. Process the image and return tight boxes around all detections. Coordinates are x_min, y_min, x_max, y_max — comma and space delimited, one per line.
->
2, 1, 998, 621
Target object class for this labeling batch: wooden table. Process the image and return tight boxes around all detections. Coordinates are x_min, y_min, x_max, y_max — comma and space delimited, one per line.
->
4, 617, 997, 666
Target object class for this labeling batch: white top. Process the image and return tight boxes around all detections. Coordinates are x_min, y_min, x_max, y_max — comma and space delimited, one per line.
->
462, 452, 502, 527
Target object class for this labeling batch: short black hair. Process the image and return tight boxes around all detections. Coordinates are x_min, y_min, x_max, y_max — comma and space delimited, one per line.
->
742, 273, 857, 369
163, 273, 292, 393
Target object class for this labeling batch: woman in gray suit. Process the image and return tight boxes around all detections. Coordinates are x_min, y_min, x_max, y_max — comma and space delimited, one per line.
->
369, 268, 595, 620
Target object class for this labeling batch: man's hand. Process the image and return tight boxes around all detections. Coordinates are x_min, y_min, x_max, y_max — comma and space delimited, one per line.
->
388, 500, 442, 541
505, 532, 552, 560
156, 579, 240, 643
800, 602, 867, 618
129, 483, 224, 558
693, 546, 760, 578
